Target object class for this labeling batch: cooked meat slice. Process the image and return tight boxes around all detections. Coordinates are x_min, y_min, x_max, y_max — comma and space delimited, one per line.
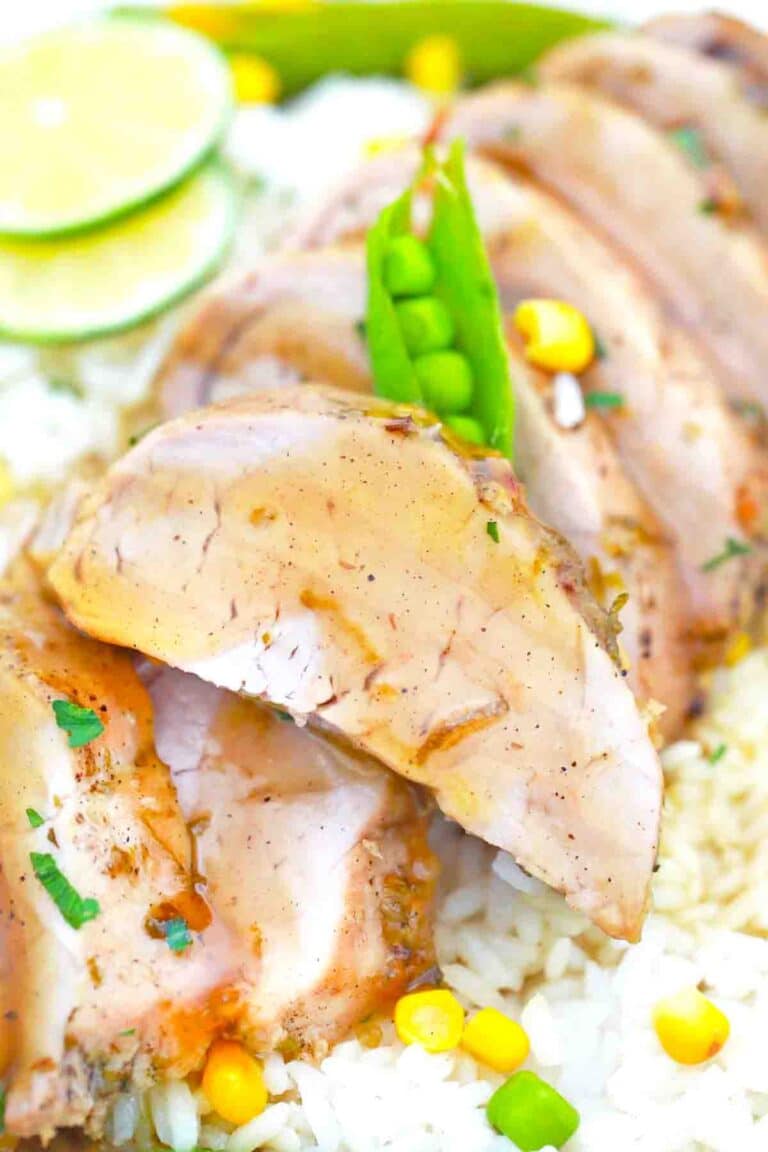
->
442, 82, 768, 408
540, 32, 768, 233
293, 148, 768, 641
645, 11, 768, 82
506, 332, 693, 735
152, 243, 693, 736
153, 249, 371, 422
49, 384, 663, 940
146, 665, 436, 1054
0, 575, 237, 1140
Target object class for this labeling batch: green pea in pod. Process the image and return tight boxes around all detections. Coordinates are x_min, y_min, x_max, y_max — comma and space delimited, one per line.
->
365, 139, 515, 458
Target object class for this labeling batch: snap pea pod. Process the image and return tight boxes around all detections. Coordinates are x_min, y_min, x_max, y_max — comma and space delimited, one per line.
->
124, 3, 610, 99
365, 141, 514, 457
429, 140, 514, 456
365, 187, 421, 405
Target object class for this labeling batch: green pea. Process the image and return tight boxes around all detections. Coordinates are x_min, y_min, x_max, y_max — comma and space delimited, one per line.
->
395, 295, 455, 357
383, 235, 437, 298
486, 1071, 580, 1152
414, 350, 474, 414
444, 414, 485, 445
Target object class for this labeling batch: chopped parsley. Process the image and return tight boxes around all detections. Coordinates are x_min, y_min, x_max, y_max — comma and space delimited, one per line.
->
585, 391, 624, 410
355, 318, 367, 340
0, 1083, 5, 1134
698, 197, 718, 215
669, 126, 709, 169
708, 743, 727, 765
30, 852, 100, 929
163, 917, 192, 953
733, 400, 764, 422
52, 699, 104, 749
119, 1028, 136, 1037
486, 520, 500, 544
26, 808, 44, 829
502, 124, 522, 142
701, 537, 752, 572
593, 333, 608, 360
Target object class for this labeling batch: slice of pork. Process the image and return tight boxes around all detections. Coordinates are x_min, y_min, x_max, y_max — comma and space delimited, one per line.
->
146, 665, 436, 1055
645, 11, 768, 83
49, 384, 663, 941
0, 574, 237, 1140
441, 82, 768, 409
540, 32, 768, 234
293, 148, 768, 641
152, 244, 693, 737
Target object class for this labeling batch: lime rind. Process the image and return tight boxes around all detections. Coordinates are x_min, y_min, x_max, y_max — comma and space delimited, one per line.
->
0, 15, 234, 239
0, 162, 238, 345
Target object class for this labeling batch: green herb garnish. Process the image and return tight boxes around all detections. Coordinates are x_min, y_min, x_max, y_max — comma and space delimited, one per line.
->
593, 333, 607, 360
164, 917, 192, 953
0, 1083, 5, 1135
733, 399, 764, 423
585, 391, 623, 410
30, 852, 100, 929
486, 520, 500, 543
698, 197, 718, 215
52, 699, 104, 749
669, 126, 709, 170
708, 743, 727, 765
701, 537, 752, 571
366, 140, 514, 457
26, 808, 44, 829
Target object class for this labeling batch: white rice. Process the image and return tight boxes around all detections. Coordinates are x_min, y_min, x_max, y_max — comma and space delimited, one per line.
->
2, 76, 768, 1152
130, 643, 768, 1152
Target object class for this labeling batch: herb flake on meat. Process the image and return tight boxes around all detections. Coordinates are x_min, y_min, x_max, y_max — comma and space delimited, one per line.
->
701, 537, 752, 571
30, 851, 100, 929
52, 699, 104, 748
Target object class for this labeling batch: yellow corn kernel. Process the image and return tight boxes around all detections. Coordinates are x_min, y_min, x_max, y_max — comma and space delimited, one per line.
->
514, 299, 595, 374
406, 35, 462, 96
394, 988, 464, 1053
724, 630, 751, 667
229, 54, 281, 105
202, 1039, 268, 1126
652, 987, 730, 1066
363, 134, 409, 159
167, 5, 239, 39
461, 1007, 530, 1074
0, 459, 13, 507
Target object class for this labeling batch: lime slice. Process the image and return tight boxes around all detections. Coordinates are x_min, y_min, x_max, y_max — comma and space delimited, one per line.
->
0, 16, 233, 237
0, 163, 236, 343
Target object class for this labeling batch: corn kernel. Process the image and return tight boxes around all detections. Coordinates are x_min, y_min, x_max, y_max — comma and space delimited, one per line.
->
363, 134, 409, 159
514, 299, 595, 374
229, 54, 281, 105
202, 1039, 268, 1125
167, 5, 239, 39
462, 1007, 530, 1074
406, 35, 462, 96
0, 459, 13, 508
394, 988, 464, 1053
652, 987, 730, 1065
724, 630, 751, 667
